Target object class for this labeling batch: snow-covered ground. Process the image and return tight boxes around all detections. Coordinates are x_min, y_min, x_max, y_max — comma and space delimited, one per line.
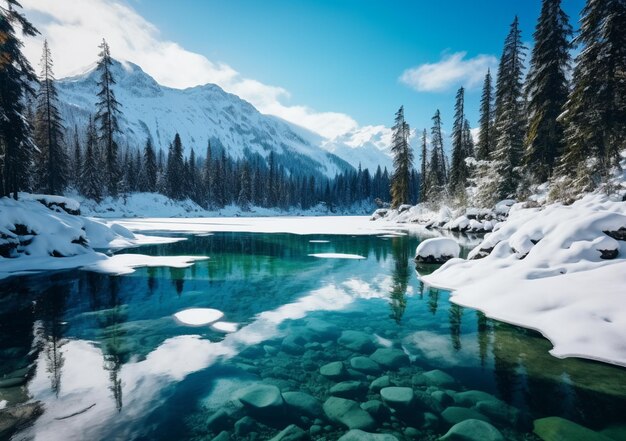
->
72, 192, 375, 218
0, 195, 203, 280
422, 192, 626, 367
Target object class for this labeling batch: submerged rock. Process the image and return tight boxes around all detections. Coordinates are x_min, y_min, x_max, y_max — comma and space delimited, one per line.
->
453, 390, 499, 408
337, 429, 399, 440
323, 397, 376, 431
379, 387, 414, 410
412, 369, 456, 388
206, 409, 231, 432
360, 400, 390, 420
533, 416, 612, 441
238, 384, 284, 414
283, 391, 323, 418
330, 381, 367, 399
338, 330, 376, 354
234, 416, 257, 436
320, 361, 347, 380
350, 356, 382, 374
441, 407, 490, 426
211, 431, 230, 441
369, 348, 409, 369
306, 318, 341, 341
440, 419, 504, 441
0, 402, 43, 440
269, 424, 308, 441
369, 375, 391, 393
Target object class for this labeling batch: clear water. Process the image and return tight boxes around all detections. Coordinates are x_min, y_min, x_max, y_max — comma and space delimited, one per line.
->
1, 231, 625, 441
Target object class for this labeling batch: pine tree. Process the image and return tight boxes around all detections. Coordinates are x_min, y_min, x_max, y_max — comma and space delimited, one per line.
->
94, 39, 122, 196
238, 161, 252, 210
557, 0, 626, 194
524, 0, 573, 184
419, 129, 429, 202
449, 87, 471, 196
428, 109, 447, 199
492, 16, 527, 199
476, 70, 494, 160
33, 40, 68, 195
0, 0, 39, 198
80, 117, 102, 202
72, 127, 82, 188
141, 137, 157, 192
390, 106, 413, 208
202, 140, 213, 206
166, 133, 184, 199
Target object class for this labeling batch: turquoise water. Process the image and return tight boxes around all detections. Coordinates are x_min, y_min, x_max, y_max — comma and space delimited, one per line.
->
0, 231, 625, 440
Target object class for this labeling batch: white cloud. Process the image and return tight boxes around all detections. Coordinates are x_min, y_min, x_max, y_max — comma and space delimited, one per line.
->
400, 51, 497, 92
20, 0, 358, 139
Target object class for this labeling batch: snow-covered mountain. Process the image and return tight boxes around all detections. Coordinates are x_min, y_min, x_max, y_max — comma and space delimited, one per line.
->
56, 60, 392, 177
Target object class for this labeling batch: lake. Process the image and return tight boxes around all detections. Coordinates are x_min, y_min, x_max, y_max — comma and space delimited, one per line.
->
1, 227, 625, 440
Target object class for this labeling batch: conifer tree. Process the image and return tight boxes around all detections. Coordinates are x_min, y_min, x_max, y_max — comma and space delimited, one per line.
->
390, 106, 413, 208
72, 127, 82, 188
94, 39, 122, 196
202, 140, 213, 206
0, 0, 39, 198
449, 87, 471, 195
428, 109, 447, 199
492, 16, 527, 199
141, 137, 157, 192
81, 117, 102, 202
476, 69, 494, 160
166, 133, 184, 199
238, 161, 252, 210
419, 129, 429, 202
557, 0, 626, 194
524, 0, 573, 184
34, 40, 68, 195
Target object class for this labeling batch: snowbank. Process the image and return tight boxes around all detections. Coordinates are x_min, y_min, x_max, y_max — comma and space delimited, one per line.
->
0, 196, 189, 279
422, 192, 626, 367
415, 237, 460, 264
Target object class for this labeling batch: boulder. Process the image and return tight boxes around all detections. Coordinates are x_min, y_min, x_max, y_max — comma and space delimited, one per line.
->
234, 416, 257, 436
323, 397, 376, 431
281, 334, 307, 355
379, 387, 414, 410
269, 424, 308, 441
360, 400, 390, 420
475, 400, 524, 428
283, 391, 323, 418
369, 348, 409, 369
453, 390, 499, 408
440, 419, 504, 441
413, 369, 456, 388
238, 384, 284, 414
320, 361, 347, 380
330, 381, 367, 399
338, 330, 376, 354
338, 429, 399, 440
350, 356, 382, 374
533, 416, 612, 441
414, 238, 460, 264
305, 318, 341, 341
369, 375, 391, 393
441, 407, 489, 426
207, 409, 231, 432
0, 402, 43, 440
211, 431, 230, 441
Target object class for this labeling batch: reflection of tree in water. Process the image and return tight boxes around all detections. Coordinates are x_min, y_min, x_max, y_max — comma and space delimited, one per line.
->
492, 322, 520, 404
35, 281, 70, 397
476, 311, 491, 367
448, 303, 463, 351
147, 266, 158, 295
97, 276, 129, 412
427, 288, 439, 314
169, 267, 186, 295
388, 237, 410, 324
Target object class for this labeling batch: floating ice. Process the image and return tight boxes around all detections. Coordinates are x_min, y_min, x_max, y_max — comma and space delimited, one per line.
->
308, 253, 366, 260
309, 240, 330, 243
211, 321, 239, 333
174, 308, 224, 326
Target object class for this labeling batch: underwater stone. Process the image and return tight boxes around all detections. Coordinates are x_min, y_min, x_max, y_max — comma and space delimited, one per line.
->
441, 407, 490, 426
360, 400, 390, 420
338, 330, 376, 354
380, 387, 414, 410
206, 409, 231, 433
323, 397, 376, 431
306, 318, 341, 341
421, 412, 439, 431
283, 391, 323, 418
431, 390, 454, 409
413, 390, 441, 413
369, 348, 409, 369
412, 369, 456, 388
269, 424, 308, 441
337, 429, 399, 440
475, 400, 524, 428
281, 334, 307, 355
238, 384, 284, 413
234, 416, 256, 436
320, 361, 347, 380
440, 419, 504, 441
454, 390, 500, 408
0, 402, 43, 440
369, 375, 391, 392
403, 427, 420, 438
350, 357, 382, 375
533, 416, 612, 441
309, 424, 322, 435
330, 381, 367, 399
211, 431, 230, 441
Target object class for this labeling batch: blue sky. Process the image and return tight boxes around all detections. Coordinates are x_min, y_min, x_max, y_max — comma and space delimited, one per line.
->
131, 0, 586, 133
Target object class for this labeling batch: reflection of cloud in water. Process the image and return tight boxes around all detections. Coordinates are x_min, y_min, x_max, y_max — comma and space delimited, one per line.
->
24, 281, 385, 440
402, 330, 482, 368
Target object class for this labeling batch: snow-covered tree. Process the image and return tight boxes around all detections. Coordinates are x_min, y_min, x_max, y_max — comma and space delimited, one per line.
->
80, 117, 102, 202
238, 161, 252, 210
492, 16, 527, 199
476, 69, 494, 161
140, 137, 157, 192
166, 133, 184, 199
449, 87, 471, 196
34, 40, 68, 195
524, 0, 573, 184
428, 109, 447, 200
95, 39, 122, 196
390, 106, 413, 208
0, 0, 39, 198
419, 129, 429, 202
71, 127, 81, 189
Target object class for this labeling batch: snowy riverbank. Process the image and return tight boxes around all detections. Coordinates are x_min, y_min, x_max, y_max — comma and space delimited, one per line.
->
422, 192, 626, 367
